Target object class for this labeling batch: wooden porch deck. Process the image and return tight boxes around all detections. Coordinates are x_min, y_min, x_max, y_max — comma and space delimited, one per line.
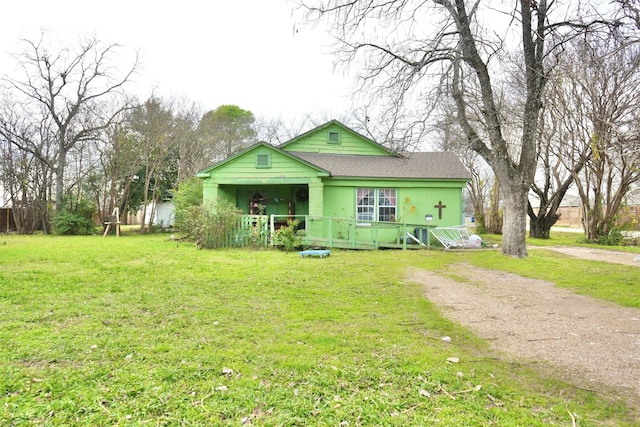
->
265, 215, 436, 250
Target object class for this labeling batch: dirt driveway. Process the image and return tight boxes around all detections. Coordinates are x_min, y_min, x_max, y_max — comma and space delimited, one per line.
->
407, 246, 640, 414
535, 245, 640, 266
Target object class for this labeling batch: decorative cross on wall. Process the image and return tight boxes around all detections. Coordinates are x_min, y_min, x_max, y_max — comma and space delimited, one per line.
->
434, 201, 447, 219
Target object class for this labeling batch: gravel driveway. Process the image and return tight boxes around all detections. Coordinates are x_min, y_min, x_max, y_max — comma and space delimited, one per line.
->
408, 247, 640, 414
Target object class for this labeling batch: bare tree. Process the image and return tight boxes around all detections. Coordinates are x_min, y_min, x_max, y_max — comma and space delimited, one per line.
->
0, 96, 54, 232
254, 116, 308, 146
617, 0, 640, 29
126, 97, 183, 232
88, 98, 198, 228
457, 145, 492, 234
0, 33, 138, 213
527, 91, 588, 239
301, 0, 631, 257
559, 37, 640, 240
432, 105, 492, 233
172, 100, 202, 183
84, 116, 142, 225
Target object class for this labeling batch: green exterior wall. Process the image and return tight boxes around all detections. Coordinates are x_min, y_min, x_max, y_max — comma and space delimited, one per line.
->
322, 179, 466, 226
320, 179, 466, 243
202, 146, 326, 184
282, 123, 390, 156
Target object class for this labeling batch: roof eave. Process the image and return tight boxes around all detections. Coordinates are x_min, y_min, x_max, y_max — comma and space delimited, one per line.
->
325, 175, 472, 181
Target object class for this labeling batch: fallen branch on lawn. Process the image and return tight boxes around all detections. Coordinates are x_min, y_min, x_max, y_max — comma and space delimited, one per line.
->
437, 382, 482, 400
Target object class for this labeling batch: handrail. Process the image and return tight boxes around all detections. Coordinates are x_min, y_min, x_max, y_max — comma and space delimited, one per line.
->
264, 214, 436, 249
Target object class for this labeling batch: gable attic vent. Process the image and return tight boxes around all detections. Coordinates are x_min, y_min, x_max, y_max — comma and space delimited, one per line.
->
328, 130, 341, 144
256, 153, 271, 168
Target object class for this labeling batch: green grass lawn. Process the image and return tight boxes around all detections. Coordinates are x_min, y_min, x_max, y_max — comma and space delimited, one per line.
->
0, 234, 637, 425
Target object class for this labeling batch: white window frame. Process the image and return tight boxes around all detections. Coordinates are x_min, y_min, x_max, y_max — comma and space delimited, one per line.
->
356, 188, 375, 224
377, 188, 397, 222
356, 188, 397, 224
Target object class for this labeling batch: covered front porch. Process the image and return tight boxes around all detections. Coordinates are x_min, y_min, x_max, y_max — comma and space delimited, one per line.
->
203, 179, 325, 227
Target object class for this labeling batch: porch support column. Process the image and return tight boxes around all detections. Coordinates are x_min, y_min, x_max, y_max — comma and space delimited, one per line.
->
202, 181, 219, 206
308, 180, 324, 217
307, 180, 324, 243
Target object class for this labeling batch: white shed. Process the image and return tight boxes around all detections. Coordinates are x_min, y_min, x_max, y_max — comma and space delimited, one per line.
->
144, 201, 175, 228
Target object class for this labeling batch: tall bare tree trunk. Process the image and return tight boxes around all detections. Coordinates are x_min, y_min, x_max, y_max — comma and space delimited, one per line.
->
487, 178, 503, 234
501, 185, 528, 258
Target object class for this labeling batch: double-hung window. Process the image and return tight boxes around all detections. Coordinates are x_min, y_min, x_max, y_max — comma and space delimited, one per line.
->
356, 188, 375, 222
356, 188, 397, 223
378, 188, 397, 222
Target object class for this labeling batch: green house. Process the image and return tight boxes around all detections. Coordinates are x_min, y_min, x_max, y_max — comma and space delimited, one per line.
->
197, 120, 471, 249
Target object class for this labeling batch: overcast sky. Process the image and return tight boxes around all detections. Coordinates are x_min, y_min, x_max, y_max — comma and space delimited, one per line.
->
0, 0, 354, 122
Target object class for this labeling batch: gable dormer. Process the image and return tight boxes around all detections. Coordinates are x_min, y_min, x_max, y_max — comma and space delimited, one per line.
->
279, 120, 394, 156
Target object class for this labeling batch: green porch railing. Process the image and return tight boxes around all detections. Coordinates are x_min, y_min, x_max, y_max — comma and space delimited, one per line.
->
263, 215, 436, 250
208, 215, 269, 248
229, 214, 436, 249
234, 215, 269, 247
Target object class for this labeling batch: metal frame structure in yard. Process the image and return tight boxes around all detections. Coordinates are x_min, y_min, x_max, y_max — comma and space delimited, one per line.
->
429, 225, 475, 249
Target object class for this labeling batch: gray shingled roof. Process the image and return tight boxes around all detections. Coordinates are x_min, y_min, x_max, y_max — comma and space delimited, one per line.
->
290, 152, 471, 180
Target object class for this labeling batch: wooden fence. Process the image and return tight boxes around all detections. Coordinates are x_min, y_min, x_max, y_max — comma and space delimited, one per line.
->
555, 205, 640, 229
0, 208, 16, 232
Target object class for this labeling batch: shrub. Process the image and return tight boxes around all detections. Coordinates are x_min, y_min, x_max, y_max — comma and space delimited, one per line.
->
184, 199, 243, 249
172, 177, 203, 233
597, 229, 624, 246
52, 197, 96, 235
273, 219, 304, 251
173, 180, 264, 249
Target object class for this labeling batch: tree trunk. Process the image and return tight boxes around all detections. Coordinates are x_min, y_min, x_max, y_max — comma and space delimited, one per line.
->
139, 203, 148, 233
527, 201, 561, 239
583, 191, 606, 241
486, 179, 502, 234
55, 147, 66, 212
501, 185, 529, 258
528, 213, 559, 239
147, 180, 158, 231
583, 206, 597, 240
140, 164, 152, 233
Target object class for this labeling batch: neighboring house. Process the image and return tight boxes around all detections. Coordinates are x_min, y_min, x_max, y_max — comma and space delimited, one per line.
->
533, 193, 640, 230
548, 195, 582, 228
197, 120, 471, 248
